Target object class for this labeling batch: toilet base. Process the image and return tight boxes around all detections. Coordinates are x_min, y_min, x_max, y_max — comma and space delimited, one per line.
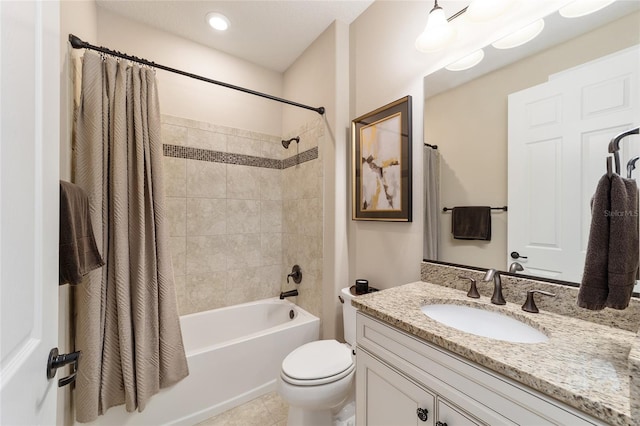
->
287, 406, 332, 426
287, 395, 355, 426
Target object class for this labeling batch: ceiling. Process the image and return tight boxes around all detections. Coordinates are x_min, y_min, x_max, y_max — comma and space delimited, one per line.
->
96, 0, 374, 73
424, 0, 640, 99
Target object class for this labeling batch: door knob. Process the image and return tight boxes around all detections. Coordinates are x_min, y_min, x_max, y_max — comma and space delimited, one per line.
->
416, 407, 429, 421
510, 251, 528, 260
47, 347, 81, 387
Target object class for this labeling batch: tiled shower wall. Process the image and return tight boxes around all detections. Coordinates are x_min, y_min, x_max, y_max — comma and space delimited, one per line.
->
281, 121, 324, 321
161, 114, 323, 319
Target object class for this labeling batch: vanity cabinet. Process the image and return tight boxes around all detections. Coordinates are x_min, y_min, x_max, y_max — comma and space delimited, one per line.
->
358, 349, 483, 425
355, 312, 606, 426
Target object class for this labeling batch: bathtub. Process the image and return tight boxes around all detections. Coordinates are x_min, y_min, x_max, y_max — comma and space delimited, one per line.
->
94, 298, 319, 425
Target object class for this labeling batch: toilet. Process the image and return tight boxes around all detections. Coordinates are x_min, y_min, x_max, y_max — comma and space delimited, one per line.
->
277, 287, 358, 426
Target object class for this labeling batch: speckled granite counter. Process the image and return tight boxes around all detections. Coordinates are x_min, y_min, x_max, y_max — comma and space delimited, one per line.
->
352, 281, 637, 426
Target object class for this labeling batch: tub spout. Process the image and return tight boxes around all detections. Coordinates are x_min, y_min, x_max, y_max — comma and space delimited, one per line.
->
279, 289, 299, 300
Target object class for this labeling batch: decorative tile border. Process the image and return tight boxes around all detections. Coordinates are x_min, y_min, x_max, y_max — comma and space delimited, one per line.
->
283, 147, 318, 169
163, 144, 318, 170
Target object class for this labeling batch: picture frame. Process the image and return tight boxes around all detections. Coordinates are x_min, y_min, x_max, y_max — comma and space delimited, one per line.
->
352, 96, 412, 221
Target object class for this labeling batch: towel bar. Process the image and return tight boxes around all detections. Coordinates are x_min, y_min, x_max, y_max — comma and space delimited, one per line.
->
442, 206, 507, 212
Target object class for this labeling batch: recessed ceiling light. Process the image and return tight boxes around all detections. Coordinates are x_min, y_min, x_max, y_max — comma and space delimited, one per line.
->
491, 19, 544, 49
559, 0, 616, 18
206, 12, 230, 31
445, 49, 485, 71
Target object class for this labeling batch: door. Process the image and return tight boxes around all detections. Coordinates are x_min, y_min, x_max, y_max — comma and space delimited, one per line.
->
356, 349, 435, 426
0, 1, 60, 425
508, 46, 640, 282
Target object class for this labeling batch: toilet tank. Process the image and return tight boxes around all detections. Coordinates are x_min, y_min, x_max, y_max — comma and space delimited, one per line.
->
341, 287, 358, 346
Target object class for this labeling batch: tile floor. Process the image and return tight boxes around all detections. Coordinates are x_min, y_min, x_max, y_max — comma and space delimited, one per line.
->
196, 391, 289, 426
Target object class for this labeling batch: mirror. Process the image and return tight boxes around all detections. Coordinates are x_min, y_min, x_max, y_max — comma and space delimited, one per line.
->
423, 1, 640, 286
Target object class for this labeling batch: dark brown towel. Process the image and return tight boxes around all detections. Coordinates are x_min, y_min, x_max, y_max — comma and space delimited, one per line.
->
605, 175, 638, 309
451, 206, 491, 240
578, 174, 639, 310
578, 175, 611, 310
59, 181, 104, 285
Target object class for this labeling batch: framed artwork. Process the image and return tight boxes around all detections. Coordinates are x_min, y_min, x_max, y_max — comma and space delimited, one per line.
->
352, 96, 412, 221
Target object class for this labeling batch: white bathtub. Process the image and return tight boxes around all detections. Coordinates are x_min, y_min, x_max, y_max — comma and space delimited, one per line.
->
94, 298, 319, 425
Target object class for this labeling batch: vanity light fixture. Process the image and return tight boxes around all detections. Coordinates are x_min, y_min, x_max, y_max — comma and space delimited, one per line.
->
559, 0, 616, 18
415, 0, 457, 53
206, 12, 230, 31
465, 0, 513, 22
445, 49, 485, 71
491, 18, 545, 49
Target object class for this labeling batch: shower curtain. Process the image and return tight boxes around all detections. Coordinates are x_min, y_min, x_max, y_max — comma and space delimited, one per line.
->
73, 51, 188, 422
423, 145, 440, 260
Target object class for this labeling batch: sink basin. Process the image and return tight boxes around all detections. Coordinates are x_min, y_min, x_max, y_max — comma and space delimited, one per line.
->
421, 304, 548, 344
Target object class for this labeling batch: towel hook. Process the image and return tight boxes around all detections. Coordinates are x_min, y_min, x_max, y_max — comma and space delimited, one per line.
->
627, 156, 639, 179
608, 127, 639, 175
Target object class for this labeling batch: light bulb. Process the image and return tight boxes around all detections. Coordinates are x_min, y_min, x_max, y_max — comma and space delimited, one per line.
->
445, 49, 485, 71
206, 12, 230, 31
466, 0, 513, 21
415, 6, 456, 53
559, 0, 616, 18
491, 19, 544, 49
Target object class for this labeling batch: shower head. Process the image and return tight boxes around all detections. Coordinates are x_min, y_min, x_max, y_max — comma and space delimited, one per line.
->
282, 136, 300, 149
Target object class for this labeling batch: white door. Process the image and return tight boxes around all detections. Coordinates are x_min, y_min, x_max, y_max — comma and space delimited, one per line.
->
0, 1, 60, 425
508, 46, 640, 282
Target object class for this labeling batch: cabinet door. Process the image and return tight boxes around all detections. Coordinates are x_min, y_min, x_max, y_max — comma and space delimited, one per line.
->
437, 398, 484, 426
357, 349, 435, 426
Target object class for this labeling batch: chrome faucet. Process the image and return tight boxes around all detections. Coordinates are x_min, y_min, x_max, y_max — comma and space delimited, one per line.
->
483, 269, 506, 305
509, 262, 524, 274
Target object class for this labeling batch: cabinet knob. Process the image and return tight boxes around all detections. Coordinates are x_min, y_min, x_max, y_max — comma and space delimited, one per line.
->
436, 422, 448, 426
416, 407, 429, 422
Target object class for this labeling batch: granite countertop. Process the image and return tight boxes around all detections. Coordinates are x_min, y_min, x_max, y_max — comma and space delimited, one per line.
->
352, 281, 637, 426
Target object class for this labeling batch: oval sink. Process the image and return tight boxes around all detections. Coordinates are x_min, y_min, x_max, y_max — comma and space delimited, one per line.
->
421, 304, 548, 344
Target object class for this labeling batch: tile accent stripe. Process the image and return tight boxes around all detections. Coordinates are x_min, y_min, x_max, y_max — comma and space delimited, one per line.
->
163, 144, 318, 170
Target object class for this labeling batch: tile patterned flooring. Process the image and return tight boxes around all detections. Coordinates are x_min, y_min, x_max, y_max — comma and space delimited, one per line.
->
196, 392, 289, 426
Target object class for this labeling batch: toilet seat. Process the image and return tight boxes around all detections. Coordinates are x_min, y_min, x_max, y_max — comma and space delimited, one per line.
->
281, 340, 354, 386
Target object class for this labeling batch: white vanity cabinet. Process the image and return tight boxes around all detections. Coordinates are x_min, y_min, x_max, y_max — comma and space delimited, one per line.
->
357, 348, 483, 426
355, 312, 606, 426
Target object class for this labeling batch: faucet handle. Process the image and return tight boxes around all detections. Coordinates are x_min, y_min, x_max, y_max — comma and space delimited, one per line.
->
522, 290, 556, 313
458, 276, 480, 299
287, 264, 302, 284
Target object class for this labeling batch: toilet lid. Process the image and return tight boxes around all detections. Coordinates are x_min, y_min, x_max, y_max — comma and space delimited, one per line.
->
282, 340, 353, 381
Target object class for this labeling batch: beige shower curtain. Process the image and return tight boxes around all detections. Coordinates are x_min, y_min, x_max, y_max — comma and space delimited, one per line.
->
73, 51, 188, 422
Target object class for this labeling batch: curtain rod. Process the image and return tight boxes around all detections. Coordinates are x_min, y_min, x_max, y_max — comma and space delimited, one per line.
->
68, 34, 325, 116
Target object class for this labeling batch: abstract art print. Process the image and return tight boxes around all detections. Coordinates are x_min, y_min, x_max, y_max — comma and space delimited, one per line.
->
352, 96, 412, 221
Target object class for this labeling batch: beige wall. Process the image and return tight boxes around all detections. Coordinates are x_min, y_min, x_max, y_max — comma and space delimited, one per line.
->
349, 2, 429, 291
282, 21, 349, 339
427, 11, 640, 270
96, 8, 284, 136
